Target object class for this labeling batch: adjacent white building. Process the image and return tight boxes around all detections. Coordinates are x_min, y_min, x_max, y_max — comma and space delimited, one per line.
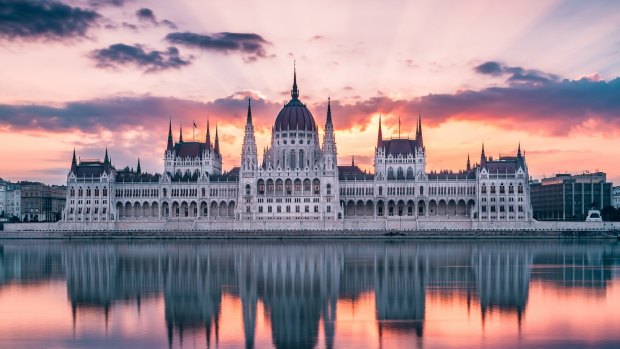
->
61, 70, 533, 228
0, 179, 21, 220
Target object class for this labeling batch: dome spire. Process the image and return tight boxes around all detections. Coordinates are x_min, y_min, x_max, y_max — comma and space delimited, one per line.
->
291, 60, 299, 100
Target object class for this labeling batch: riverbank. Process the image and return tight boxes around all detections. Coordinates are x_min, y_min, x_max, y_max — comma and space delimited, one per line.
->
0, 229, 617, 239
2, 219, 618, 239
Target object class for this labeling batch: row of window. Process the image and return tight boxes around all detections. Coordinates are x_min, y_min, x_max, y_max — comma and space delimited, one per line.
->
68, 207, 108, 214
253, 205, 330, 214
69, 200, 107, 205
115, 188, 159, 197
481, 183, 524, 194
480, 205, 524, 212
254, 179, 328, 196
69, 187, 108, 197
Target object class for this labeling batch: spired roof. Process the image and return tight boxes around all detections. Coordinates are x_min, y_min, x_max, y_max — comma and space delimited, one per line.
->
73, 160, 115, 177
174, 142, 211, 158
338, 165, 374, 181
379, 138, 420, 156
273, 67, 317, 132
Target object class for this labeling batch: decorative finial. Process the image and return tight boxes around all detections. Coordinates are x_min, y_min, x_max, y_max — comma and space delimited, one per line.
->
291, 61, 299, 100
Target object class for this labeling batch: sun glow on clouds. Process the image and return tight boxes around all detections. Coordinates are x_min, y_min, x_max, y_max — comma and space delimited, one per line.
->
1, 0, 620, 184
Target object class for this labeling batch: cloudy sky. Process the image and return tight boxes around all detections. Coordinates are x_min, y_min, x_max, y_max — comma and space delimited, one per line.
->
1, 0, 619, 185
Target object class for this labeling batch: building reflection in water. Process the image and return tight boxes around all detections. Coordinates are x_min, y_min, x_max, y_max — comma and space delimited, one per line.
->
0, 240, 618, 349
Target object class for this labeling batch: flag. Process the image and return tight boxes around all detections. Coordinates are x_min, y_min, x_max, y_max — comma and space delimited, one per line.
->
193, 121, 197, 128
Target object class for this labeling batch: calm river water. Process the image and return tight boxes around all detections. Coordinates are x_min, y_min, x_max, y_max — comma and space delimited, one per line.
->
0, 239, 619, 349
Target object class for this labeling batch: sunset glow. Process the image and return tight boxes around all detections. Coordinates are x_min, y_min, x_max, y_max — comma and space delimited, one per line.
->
1, 0, 619, 184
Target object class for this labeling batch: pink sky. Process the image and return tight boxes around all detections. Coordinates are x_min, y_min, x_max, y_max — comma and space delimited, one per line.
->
1, 0, 619, 184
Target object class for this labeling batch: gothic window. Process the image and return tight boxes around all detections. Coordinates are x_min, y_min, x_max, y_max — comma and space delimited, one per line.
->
299, 150, 304, 169
387, 167, 395, 180
313, 179, 320, 195
94, 188, 99, 196
481, 185, 487, 194
257, 179, 265, 195
290, 150, 296, 169
245, 184, 251, 195
285, 179, 293, 195
518, 184, 523, 194
500, 184, 505, 194
314, 205, 319, 213
294, 179, 302, 192
286, 205, 291, 213
397, 167, 404, 180
202, 188, 206, 196
267, 179, 274, 194
70, 188, 75, 197
406, 167, 414, 180
420, 186, 424, 195
303, 179, 311, 192
78, 188, 83, 197
379, 186, 383, 196
491, 185, 496, 194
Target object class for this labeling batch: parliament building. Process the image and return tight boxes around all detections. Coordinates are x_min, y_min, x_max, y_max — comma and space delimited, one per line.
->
62, 70, 533, 229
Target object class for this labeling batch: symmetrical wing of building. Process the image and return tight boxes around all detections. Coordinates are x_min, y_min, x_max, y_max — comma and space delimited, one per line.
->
62, 70, 533, 227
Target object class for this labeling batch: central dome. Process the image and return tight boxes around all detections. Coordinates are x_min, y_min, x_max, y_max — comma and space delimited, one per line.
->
273, 68, 317, 132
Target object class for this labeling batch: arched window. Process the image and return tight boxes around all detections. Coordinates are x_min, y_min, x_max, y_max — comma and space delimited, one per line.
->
94, 188, 99, 196
313, 179, 320, 195
245, 184, 251, 195
257, 179, 265, 195
406, 167, 414, 179
290, 150, 296, 169
500, 184, 505, 194
86, 188, 91, 196
326, 183, 332, 195
379, 186, 383, 195
397, 167, 404, 180
518, 184, 523, 194
299, 150, 304, 169
420, 186, 424, 195
78, 188, 83, 197
481, 185, 487, 194
387, 168, 395, 180
70, 188, 75, 197
163, 188, 167, 197
202, 188, 206, 196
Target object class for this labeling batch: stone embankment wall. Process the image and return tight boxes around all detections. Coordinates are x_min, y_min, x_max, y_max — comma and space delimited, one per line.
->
2, 218, 619, 238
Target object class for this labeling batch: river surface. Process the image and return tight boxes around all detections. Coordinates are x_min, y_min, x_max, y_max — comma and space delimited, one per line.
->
0, 239, 619, 349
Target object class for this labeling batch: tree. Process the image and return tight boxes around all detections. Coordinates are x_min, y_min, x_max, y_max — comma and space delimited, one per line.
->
601, 206, 620, 222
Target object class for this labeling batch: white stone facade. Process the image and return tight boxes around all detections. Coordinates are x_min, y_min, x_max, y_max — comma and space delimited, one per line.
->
61, 72, 533, 229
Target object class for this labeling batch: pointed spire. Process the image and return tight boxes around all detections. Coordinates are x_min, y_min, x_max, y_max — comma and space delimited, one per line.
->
377, 115, 383, 146
398, 116, 401, 138
467, 153, 471, 171
246, 98, 253, 124
417, 112, 424, 148
291, 60, 299, 100
517, 142, 522, 157
326, 97, 333, 128
137, 158, 141, 174
214, 124, 220, 154
481, 142, 487, 167
179, 124, 183, 143
352, 155, 355, 167
167, 117, 173, 151
72, 148, 77, 165
206, 119, 211, 150
104, 148, 109, 164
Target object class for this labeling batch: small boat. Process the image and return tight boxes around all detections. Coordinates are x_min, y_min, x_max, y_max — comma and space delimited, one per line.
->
586, 209, 603, 222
